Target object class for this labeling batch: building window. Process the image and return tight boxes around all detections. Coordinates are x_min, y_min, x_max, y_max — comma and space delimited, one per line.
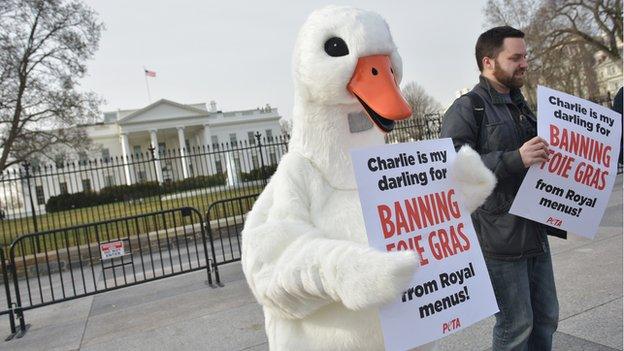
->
265, 129, 273, 142
211, 135, 219, 150
248, 131, 256, 145
78, 151, 88, 165
252, 154, 259, 169
54, 154, 66, 169
101, 148, 110, 162
158, 142, 167, 157
82, 179, 91, 192
269, 150, 277, 165
30, 157, 41, 170
215, 159, 223, 174
35, 186, 45, 205
137, 170, 147, 183
233, 157, 242, 177
133, 145, 142, 158
229, 133, 238, 146
59, 182, 68, 194
104, 174, 115, 187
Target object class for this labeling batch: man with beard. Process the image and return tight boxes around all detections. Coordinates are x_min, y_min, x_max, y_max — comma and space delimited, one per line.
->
440, 26, 560, 350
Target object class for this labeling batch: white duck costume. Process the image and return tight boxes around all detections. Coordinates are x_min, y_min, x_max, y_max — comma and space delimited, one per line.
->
242, 6, 496, 351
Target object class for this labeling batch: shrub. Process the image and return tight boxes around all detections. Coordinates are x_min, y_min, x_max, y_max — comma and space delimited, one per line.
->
45, 174, 226, 212
163, 174, 226, 192
240, 165, 278, 182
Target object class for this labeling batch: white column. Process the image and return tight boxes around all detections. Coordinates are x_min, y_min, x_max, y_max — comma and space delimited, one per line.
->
150, 129, 163, 183
119, 133, 133, 185
202, 124, 212, 175
177, 126, 189, 179
225, 151, 240, 187
202, 124, 212, 148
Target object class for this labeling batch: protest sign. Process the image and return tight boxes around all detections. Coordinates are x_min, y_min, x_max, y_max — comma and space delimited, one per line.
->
351, 138, 498, 350
510, 86, 621, 238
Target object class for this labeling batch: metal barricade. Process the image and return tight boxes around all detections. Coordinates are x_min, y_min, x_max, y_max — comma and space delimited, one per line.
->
0, 245, 19, 340
205, 194, 259, 286
4, 207, 210, 338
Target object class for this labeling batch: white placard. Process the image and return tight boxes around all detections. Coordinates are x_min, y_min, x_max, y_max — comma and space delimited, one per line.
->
100, 240, 125, 260
351, 138, 498, 350
510, 86, 621, 238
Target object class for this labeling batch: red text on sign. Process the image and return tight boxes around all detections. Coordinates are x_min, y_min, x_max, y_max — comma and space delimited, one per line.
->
442, 317, 461, 334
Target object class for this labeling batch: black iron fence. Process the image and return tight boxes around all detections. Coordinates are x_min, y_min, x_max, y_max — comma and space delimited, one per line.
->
0, 134, 289, 247
0, 116, 443, 247
205, 194, 259, 286
387, 113, 442, 143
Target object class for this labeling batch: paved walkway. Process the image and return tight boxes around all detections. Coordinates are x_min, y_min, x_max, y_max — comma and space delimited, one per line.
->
1, 176, 621, 351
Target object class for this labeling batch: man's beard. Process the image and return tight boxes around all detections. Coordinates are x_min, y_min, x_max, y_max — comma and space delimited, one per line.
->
493, 63, 526, 89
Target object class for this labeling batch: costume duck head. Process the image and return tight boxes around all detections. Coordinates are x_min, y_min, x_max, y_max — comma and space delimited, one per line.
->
289, 5, 411, 189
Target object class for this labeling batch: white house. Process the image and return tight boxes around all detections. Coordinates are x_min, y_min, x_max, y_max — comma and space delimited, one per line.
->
0, 99, 284, 218
82, 99, 283, 185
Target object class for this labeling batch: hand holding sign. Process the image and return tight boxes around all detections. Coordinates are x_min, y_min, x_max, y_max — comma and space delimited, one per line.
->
519, 136, 550, 167
510, 86, 621, 238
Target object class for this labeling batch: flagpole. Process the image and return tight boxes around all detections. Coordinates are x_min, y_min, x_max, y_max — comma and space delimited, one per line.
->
143, 66, 152, 103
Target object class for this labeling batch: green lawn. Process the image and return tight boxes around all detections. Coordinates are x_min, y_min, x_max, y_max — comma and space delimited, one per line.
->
1, 184, 264, 247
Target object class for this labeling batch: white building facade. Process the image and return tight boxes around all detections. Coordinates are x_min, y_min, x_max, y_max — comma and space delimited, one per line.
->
0, 100, 284, 218
594, 52, 623, 99
85, 99, 283, 184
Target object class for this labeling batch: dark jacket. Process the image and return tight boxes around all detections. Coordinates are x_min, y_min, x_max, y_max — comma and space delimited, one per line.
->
614, 87, 623, 114
613, 87, 622, 164
440, 76, 552, 260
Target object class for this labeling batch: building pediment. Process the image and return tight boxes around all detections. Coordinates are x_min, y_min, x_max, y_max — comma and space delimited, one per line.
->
118, 99, 208, 125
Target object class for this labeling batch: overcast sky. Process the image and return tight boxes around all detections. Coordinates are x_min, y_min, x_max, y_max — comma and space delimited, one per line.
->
81, 0, 489, 118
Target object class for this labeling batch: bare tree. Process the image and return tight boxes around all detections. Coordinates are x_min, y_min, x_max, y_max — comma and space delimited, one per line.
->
484, 0, 621, 106
545, 0, 621, 63
402, 82, 443, 118
0, 0, 104, 172
389, 81, 442, 142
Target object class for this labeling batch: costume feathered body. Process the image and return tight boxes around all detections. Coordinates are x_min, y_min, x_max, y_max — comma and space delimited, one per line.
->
241, 6, 495, 351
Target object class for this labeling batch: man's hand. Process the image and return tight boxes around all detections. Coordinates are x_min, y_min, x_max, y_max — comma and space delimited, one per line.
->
519, 136, 549, 167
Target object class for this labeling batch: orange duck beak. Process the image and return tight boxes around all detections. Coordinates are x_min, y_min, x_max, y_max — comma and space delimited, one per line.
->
347, 55, 412, 133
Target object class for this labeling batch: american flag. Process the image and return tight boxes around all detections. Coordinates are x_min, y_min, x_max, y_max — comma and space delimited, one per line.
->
144, 69, 156, 77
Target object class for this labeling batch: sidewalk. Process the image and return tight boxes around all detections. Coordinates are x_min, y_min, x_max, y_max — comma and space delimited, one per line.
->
1, 176, 621, 351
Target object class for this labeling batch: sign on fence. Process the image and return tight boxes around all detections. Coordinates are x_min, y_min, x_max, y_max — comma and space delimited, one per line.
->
510, 86, 621, 238
100, 240, 126, 260
351, 138, 498, 350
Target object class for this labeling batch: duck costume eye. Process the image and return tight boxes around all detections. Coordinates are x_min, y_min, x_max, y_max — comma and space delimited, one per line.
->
324, 37, 349, 57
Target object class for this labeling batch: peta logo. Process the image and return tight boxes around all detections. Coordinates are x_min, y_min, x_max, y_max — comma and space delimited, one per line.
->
442, 317, 461, 334
546, 216, 563, 227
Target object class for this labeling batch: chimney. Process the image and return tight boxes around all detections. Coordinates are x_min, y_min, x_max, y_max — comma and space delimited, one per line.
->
209, 100, 217, 112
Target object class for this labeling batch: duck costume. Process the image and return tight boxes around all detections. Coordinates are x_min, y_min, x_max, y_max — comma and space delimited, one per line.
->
241, 6, 496, 351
